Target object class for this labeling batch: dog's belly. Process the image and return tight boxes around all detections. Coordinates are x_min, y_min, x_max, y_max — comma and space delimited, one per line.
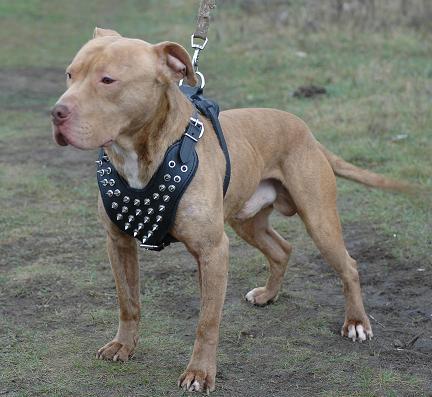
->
235, 179, 297, 220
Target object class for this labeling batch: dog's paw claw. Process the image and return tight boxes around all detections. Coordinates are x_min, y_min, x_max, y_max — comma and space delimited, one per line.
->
96, 340, 134, 362
178, 369, 215, 393
341, 320, 373, 343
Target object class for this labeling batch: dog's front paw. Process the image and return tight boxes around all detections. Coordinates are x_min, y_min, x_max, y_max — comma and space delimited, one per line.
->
96, 339, 136, 362
245, 287, 278, 306
341, 318, 373, 342
178, 367, 216, 393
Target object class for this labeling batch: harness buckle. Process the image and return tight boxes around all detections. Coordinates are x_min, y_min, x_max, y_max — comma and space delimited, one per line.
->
185, 117, 204, 142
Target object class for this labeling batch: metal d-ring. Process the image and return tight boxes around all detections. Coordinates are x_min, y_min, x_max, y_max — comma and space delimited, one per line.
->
179, 71, 205, 89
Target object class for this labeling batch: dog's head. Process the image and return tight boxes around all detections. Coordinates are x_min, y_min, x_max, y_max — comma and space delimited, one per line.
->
51, 28, 196, 149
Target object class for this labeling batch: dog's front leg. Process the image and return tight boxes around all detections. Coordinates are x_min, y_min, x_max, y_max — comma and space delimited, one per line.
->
179, 233, 229, 393
97, 199, 140, 362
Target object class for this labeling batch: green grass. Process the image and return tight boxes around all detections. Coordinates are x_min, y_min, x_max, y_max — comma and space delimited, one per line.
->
1, 1, 431, 396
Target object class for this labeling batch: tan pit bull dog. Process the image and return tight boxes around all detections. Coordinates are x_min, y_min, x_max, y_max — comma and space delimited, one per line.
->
51, 28, 409, 393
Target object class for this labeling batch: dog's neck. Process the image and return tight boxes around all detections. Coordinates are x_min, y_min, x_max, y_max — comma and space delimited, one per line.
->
105, 84, 194, 189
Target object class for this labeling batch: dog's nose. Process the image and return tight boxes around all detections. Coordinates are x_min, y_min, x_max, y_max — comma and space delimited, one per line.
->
51, 104, 71, 124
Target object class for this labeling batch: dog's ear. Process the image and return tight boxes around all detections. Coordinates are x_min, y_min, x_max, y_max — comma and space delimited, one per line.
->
93, 27, 122, 39
153, 42, 197, 86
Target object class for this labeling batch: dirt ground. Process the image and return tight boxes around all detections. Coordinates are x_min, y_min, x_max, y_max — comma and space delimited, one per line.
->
1, 62, 431, 397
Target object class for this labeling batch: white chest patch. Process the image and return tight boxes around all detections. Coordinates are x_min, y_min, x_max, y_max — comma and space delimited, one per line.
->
112, 144, 144, 189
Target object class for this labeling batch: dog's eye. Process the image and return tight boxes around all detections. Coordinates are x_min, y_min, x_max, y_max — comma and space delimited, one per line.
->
66, 72, 72, 79
101, 77, 116, 84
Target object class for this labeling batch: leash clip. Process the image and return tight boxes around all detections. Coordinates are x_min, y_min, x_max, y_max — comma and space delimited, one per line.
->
190, 34, 208, 73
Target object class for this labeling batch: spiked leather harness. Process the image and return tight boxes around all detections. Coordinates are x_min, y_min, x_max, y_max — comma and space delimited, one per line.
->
96, 84, 230, 251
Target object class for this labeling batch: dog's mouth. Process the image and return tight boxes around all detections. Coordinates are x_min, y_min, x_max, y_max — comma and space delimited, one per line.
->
53, 129, 69, 146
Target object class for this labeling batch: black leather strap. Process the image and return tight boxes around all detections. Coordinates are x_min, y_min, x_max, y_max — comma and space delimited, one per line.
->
179, 84, 231, 196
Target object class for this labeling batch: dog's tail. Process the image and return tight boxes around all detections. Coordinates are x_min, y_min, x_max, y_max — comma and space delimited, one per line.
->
318, 143, 412, 193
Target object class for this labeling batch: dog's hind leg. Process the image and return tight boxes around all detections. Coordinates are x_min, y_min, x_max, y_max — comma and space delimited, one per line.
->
230, 205, 292, 306
282, 146, 373, 341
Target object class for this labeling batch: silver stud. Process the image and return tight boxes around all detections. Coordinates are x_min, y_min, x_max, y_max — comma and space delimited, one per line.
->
153, 193, 159, 200
138, 223, 144, 231
147, 208, 154, 215
152, 224, 158, 232
159, 184, 166, 192
181, 165, 188, 173
144, 198, 150, 205
163, 195, 170, 202
128, 215, 134, 222
101, 179, 108, 186
97, 169, 105, 176
106, 167, 112, 174
156, 215, 162, 223
134, 199, 140, 206
143, 217, 150, 223
124, 223, 131, 230
174, 175, 181, 183
123, 196, 130, 203
114, 189, 121, 196
158, 205, 165, 212
122, 206, 128, 213
133, 230, 138, 237
135, 209, 142, 216
164, 174, 171, 181
168, 185, 175, 192
95, 160, 103, 166
111, 202, 118, 209
168, 160, 176, 168
109, 179, 115, 186
106, 190, 113, 197
116, 214, 123, 221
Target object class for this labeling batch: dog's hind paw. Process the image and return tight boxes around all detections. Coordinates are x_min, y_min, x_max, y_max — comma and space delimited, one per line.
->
245, 287, 278, 306
96, 340, 135, 362
341, 320, 373, 342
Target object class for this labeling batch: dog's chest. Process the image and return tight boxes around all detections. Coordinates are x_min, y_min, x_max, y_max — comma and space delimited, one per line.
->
112, 144, 143, 189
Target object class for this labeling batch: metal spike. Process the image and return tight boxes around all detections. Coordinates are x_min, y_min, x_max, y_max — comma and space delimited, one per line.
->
122, 206, 128, 213
147, 231, 153, 237
152, 224, 158, 232
95, 160, 103, 166
156, 215, 162, 223
163, 195, 170, 202
147, 208, 154, 215
158, 205, 165, 212
159, 184, 166, 192
114, 189, 121, 196
108, 179, 115, 186
134, 199, 140, 206
123, 196, 130, 203
128, 215, 134, 222
137, 223, 144, 231
142, 237, 147, 244
143, 217, 150, 224
102, 155, 109, 161
135, 209, 142, 216
133, 229, 138, 237
106, 190, 113, 197
164, 174, 171, 181
124, 223, 131, 230
144, 198, 150, 205
152, 193, 159, 200
97, 169, 105, 176
116, 214, 123, 221
168, 185, 175, 192
101, 179, 108, 186
106, 167, 112, 174
111, 202, 118, 209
